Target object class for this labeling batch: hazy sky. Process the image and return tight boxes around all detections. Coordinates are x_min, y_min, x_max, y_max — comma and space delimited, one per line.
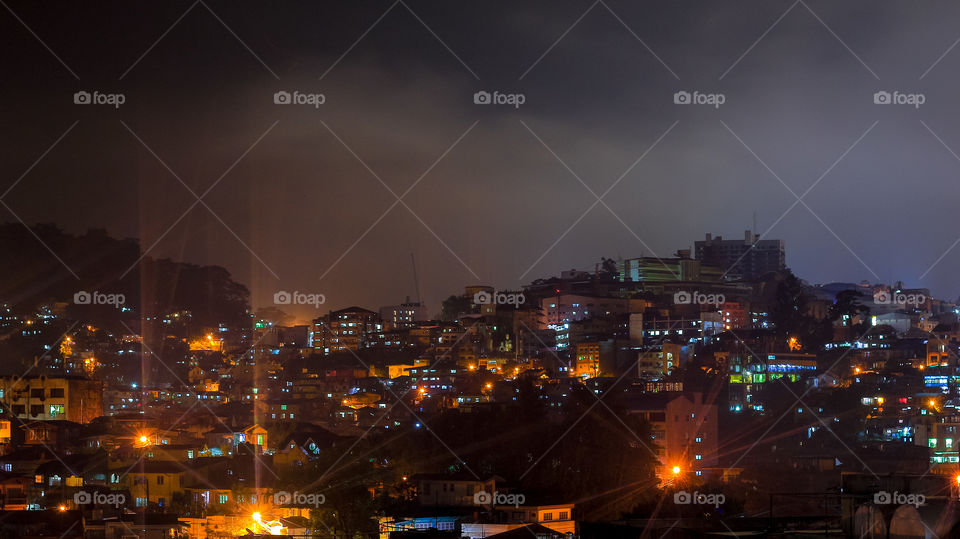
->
2, 1, 960, 320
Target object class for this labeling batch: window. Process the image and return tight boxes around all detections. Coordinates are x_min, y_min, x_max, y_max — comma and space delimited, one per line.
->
134, 476, 147, 485
50, 388, 64, 398
30, 405, 42, 416
929, 438, 938, 448
695, 454, 702, 460
136, 497, 147, 507
30, 388, 43, 398
12, 405, 24, 416
49, 404, 64, 418
543, 513, 553, 521
559, 511, 569, 520
158, 497, 165, 507
218, 494, 228, 504
695, 437, 702, 443
157, 476, 164, 485
948, 438, 955, 448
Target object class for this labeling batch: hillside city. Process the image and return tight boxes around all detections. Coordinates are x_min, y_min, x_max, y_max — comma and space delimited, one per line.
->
0, 229, 956, 537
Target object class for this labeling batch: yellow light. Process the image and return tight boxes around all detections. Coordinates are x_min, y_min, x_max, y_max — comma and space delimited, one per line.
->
877, 397, 884, 404
468, 365, 476, 371
485, 383, 492, 389
955, 475, 960, 485
402, 476, 408, 482
930, 400, 937, 407
58, 505, 66, 512
672, 466, 681, 475
252, 512, 262, 522
139, 435, 148, 444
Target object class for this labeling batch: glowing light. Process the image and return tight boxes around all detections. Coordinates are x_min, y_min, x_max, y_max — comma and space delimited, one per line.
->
672, 466, 681, 475
930, 400, 936, 407
252, 512, 261, 521
58, 505, 66, 512
485, 383, 492, 389
402, 476, 408, 481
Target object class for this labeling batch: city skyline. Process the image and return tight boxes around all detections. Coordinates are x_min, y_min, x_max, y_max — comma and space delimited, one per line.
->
4, 2, 960, 537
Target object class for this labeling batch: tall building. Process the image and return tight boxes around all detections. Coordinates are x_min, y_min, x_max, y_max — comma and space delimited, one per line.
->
695, 230, 785, 281
379, 299, 428, 329
312, 307, 381, 354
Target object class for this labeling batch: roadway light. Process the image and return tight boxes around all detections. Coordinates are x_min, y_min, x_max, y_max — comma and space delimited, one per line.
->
672, 466, 681, 475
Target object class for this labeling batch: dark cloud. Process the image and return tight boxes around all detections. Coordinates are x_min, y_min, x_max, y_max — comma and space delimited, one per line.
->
2, 0, 960, 321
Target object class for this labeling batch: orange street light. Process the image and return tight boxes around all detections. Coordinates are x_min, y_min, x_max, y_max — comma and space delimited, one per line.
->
672, 466, 681, 475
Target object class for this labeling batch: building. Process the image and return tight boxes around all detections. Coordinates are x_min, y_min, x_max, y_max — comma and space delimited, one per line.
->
573, 341, 614, 378
312, 307, 381, 353
539, 294, 629, 331
695, 230, 785, 281
0, 376, 102, 423
627, 392, 719, 476
379, 300, 428, 329
618, 256, 722, 283
412, 473, 500, 507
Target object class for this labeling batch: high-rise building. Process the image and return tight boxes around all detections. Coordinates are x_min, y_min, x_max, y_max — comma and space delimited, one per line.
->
695, 230, 785, 280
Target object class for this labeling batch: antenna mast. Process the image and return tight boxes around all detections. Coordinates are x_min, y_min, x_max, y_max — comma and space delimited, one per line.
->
410, 253, 422, 305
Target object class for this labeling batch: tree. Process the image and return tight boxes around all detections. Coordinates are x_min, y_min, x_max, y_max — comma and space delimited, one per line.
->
440, 295, 471, 321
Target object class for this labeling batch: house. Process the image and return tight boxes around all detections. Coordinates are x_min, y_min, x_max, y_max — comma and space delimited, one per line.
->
412, 473, 501, 507
119, 460, 186, 509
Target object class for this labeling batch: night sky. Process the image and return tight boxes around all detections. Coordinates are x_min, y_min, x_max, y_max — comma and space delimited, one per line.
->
2, 1, 959, 320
